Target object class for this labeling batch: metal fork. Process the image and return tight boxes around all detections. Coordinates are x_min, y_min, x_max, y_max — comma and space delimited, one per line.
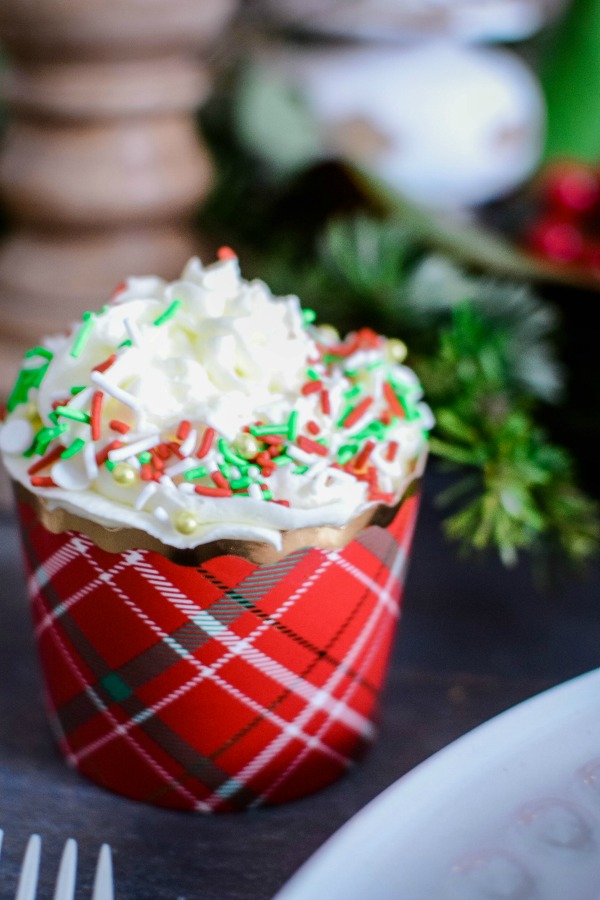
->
0, 829, 114, 899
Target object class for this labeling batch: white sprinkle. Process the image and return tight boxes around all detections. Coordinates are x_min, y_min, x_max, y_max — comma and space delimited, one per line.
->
90, 371, 141, 411
164, 458, 195, 478
306, 459, 328, 479
158, 474, 176, 492
124, 317, 143, 347
177, 482, 195, 494
67, 386, 94, 411
248, 483, 264, 501
0, 419, 34, 454
286, 445, 313, 465
83, 441, 98, 480
322, 465, 356, 484
108, 434, 160, 462
177, 428, 197, 458
135, 482, 157, 511
153, 505, 169, 522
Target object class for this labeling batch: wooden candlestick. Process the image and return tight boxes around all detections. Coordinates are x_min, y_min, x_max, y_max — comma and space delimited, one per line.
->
0, 0, 238, 392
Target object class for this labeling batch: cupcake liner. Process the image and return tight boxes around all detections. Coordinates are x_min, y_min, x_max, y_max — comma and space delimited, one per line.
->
16, 491, 420, 812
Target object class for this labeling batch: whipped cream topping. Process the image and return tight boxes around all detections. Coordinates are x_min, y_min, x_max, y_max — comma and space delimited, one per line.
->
1, 252, 431, 549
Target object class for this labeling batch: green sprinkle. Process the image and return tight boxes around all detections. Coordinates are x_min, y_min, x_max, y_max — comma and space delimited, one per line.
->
138, 451, 152, 464
61, 438, 86, 459
54, 406, 91, 424
230, 476, 251, 490
33, 424, 68, 456
302, 308, 317, 324
337, 445, 358, 464
6, 363, 50, 412
367, 359, 385, 371
218, 438, 249, 468
306, 367, 321, 381
153, 299, 181, 327
70, 312, 95, 359
293, 465, 309, 475
250, 424, 289, 437
218, 461, 232, 479
105, 460, 116, 472
70, 385, 86, 396
273, 454, 293, 467
261, 490, 273, 501
343, 385, 362, 400
118, 339, 132, 349
287, 410, 299, 441
183, 466, 208, 481
24, 346, 53, 361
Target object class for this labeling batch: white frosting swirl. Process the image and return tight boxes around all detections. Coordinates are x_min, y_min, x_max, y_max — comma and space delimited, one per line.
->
1, 254, 431, 550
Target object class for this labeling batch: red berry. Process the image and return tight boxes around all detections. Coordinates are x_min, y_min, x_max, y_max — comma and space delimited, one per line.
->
543, 162, 600, 214
526, 218, 584, 263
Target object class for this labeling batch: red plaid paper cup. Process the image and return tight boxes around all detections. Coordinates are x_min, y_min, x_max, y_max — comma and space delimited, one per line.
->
15, 491, 419, 812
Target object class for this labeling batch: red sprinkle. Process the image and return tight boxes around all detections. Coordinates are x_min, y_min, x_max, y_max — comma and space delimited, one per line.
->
27, 444, 66, 476
268, 445, 283, 458
52, 398, 69, 411
386, 440, 399, 462
150, 450, 164, 471
301, 380, 322, 396
273, 499, 290, 507
141, 463, 154, 481
109, 419, 130, 435
354, 440, 376, 470
197, 427, 216, 459
91, 391, 104, 441
30, 476, 57, 488
111, 280, 127, 298
383, 382, 405, 419
95, 440, 123, 466
306, 420, 321, 435
261, 434, 284, 446
177, 420, 191, 441
261, 464, 275, 477
168, 441, 185, 460
93, 354, 117, 374
320, 390, 331, 416
217, 246, 237, 261
155, 442, 172, 460
380, 409, 392, 425
343, 397, 373, 429
211, 470, 229, 489
369, 491, 395, 504
256, 451, 271, 466
195, 485, 233, 497
297, 436, 328, 456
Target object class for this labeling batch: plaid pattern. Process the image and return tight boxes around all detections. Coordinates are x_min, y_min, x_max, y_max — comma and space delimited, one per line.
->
17, 495, 419, 812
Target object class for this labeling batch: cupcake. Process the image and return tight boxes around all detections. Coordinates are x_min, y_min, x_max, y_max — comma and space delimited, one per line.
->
0, 250, 431, 811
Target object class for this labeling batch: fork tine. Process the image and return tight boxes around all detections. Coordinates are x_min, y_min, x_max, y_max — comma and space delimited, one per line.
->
15, 834, 41, 900
91, 844, 113, 900
53, 839, 77, 900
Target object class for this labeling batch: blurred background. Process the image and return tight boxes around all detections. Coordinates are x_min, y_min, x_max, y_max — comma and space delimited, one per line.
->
1, 0, 600, 570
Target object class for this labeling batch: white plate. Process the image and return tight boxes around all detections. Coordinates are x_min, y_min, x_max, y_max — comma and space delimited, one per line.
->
274, 668, 600, 900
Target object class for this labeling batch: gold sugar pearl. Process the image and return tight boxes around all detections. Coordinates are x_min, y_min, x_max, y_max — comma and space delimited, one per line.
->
387, 338, 407, 364
317, 324, 339, 344
234, 432, 261, 460
174, 509, 199, 535
112, 462, 137, 486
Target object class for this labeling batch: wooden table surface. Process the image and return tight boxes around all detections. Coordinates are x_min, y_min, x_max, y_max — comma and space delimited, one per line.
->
1, 473, 599, 899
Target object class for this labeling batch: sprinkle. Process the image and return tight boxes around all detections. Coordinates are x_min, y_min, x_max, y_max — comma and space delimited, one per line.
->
32, 424, 68, 456
218, 438, 250, 467
301, 380, 322, 396
108, 434, 160, 463
194, 485, 233, 497
93, 354, 117, 374
165, 459, 195, 478
217, 246, 237, 260
90, 372, 141, 411
306, 420, 320, 435
320, 390, 331, 416
135, 482, 157, 511
61, 438, 86, 459
70, 312, 95, 359
306, 367, 321, 381
153, 299, 181, 327
138, 451, 152, 464
54, 406, 91, 425
272, 454, 293, 467
337, 445, 358, 465
248, 483, 264, 501
287, 410, 299, 441
183, 466, 209, 481
261, 434, 284, 446
86, 391, 102, 441
268, 445, 283, 457
150, 451, 164, 471
297, 436, 328, 456
179, 428, 198, 458
109, 418, 130, 435
27, 444, 66, 475
261, 464, 275, 477
155, 443, 172, 460
353, 440, 376, 470
197, 427, 216, 459
24, 346, 53, 361
211, 470, 229, 489
177, 420, 192, 441
250, 424, 289, 437
7, 363, 50, 412
83, 442, 99, 480
153, 506, 169, 522
287, 446, 313, 465
302, 308, 317, 325
30, 476, 57, 488
293, 465, 309, 475
124, 317, 142, 347
383, 381, 405, 419
256, 451, 271, 466
95, 439, 123, 466
141, 463, 154, 481
273, 499, 290, 507
70, 385, 86, 396
340, 397, 374, 429
386, 441, 399, 462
